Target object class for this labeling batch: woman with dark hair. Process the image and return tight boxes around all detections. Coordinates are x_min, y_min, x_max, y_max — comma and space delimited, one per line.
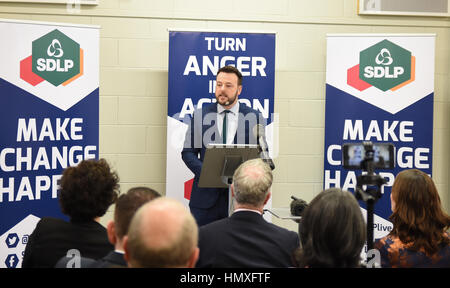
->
375, 169, 450, 267
295, 188, 366, 268
22, 159, 119, 268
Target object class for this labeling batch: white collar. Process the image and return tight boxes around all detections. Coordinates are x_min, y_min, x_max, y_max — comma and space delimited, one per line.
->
217, 102, 239, 115
233, 208, 262, 215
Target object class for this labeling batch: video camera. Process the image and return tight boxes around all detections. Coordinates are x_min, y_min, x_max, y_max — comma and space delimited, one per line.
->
342, 142, 395, 171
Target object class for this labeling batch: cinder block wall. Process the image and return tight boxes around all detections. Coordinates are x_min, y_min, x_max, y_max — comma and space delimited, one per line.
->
1, 0, 448, 232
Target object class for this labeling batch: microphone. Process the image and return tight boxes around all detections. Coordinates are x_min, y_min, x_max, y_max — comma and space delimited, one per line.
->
253, 124, 275, 170
290, 196, 308, 217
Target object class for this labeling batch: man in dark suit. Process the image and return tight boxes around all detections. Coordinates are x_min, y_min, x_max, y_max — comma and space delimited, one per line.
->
196, 159, 299, 268
182, 65, 266, 226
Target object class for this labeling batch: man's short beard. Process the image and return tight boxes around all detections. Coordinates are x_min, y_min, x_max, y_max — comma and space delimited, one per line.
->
217, 92, 237, 107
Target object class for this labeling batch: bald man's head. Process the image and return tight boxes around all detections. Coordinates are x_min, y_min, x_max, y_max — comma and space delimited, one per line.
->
124, 198, 199, 268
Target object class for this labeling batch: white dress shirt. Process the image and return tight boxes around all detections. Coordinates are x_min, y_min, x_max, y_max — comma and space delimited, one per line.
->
217, 103, 239, 144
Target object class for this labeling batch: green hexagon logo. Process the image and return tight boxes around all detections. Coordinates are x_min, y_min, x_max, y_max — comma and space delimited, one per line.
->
359, 39, 411, 91
32, 29, 80, 86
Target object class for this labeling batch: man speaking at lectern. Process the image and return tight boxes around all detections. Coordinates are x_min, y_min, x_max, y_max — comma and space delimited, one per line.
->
182, 65, 268, 226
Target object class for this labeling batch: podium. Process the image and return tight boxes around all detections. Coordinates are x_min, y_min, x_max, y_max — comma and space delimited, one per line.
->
198, 143, 260, 188
198, 143, 260, 216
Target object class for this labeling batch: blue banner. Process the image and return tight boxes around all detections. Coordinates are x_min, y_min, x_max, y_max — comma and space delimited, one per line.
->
166, 30, 276, 206
168, 31, 275, 123
324, 85, 433, 220
0, 20, 99, 268
324, 35, 435, 239
0, 79, 99, 236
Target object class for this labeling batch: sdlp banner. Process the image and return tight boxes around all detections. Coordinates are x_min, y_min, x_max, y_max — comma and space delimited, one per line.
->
324, 34, 435, 241
0, 19, 99, 268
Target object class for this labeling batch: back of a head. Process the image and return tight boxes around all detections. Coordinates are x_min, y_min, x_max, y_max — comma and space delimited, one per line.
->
390, 169, 450, 255
59, 158, 120, 221
125, 198, 198, 268
297, 188, 366, 268
114, 187, 161, 239
232, 158, 273, 208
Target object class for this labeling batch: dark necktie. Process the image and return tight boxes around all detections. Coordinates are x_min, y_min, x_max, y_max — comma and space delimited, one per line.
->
222, 110, 230, 144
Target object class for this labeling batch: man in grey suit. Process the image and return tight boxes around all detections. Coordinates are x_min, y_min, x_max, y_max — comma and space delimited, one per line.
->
182, 66, 267, 226
196, 159, 299, 268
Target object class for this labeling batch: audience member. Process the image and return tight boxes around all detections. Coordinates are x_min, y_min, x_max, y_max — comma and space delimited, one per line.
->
294, 188, 366, 268
22, 159, 119, 268
196, 158, 299, 268
123, 197, 199, 268
375, 169, 450, 267
55, 186, 161, 268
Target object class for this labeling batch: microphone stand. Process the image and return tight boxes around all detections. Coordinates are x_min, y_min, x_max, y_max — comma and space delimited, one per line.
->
256, 126, 275, 170
257, 144, 275, 170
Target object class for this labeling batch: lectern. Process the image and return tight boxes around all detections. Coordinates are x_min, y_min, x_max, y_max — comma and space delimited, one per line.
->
198, 143, 260, 188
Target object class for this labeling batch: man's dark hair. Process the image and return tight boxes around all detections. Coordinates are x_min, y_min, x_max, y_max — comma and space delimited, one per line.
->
295, 188, 366, 268
59, 158, 120, 221
114, 187, 161, 238
217, 65, 243, 86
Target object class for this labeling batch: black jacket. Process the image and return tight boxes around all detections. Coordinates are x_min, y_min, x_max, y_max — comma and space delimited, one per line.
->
196, 211, 299, 268
22, 217, 113, 268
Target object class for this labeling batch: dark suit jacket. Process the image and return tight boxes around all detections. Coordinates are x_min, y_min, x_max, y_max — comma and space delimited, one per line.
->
88, 251, 127, 268
196, 211, 300, 268
22, 217, 113, 268
181, 103, 264, 210
55, 251, 126, 268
